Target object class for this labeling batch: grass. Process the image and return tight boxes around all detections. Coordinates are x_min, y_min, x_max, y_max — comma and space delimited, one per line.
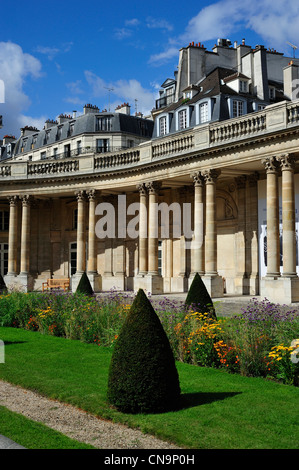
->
0, 326, 298, 449
0, 407, 95, 449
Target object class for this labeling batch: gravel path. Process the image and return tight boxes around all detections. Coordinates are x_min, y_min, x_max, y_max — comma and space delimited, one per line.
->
0, 380, 182, 450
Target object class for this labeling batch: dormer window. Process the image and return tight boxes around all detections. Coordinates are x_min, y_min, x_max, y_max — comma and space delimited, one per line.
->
269, 87, 275, 100
200, 102, 209, 123
159, 116, 167, 136
239, 80, 248, 93
178, 109, 187, 130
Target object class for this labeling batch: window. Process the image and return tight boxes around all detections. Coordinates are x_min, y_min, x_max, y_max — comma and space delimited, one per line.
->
77, 140, 82, 155
200, 102, 209, 123
0, 243, 8, 277
57, 127, 62, 141
159, 116, 167, 136
258, 104, 266, 111
96, 116, 112, 132
69, 123, 75, 136
96, 139, 110, 153
232, 100, 244, 117
41, 151, 47, 160
166, 87, 174, 105
64, 144, 71, 158
239, 80, 248, 93
53, 148, 58, 158
0, 211, 9, 231
69, 242, 77, 276
178, 109, 187, 130
158, 241, 162, 276
269, 87, 275, 100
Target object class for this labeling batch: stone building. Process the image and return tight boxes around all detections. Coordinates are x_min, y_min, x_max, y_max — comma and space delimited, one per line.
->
0, 38, 299, 303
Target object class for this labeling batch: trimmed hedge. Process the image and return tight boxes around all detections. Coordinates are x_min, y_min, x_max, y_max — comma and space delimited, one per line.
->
107, 289, 181, 414
76, 272, 93, 296
185, 273, 216, 319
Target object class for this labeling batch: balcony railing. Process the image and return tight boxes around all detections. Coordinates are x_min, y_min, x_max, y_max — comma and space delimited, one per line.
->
0, 100, 299, 181
155, 93, 175, 110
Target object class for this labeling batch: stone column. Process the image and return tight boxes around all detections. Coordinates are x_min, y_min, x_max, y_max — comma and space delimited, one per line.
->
87, 190, 101, 291
137, 183, 148, 276
87, 190, 97, 274
191, 171, 204, 276
235, 175, 248, 294
279, 154, 297, 277
20, 195, 32, 275
146, 181, 161, 276
7, 196, 18, 276
262, 157, 280, 277
202, 169, 223, 297
203, 170, 219, 275
75, 190, 86, 274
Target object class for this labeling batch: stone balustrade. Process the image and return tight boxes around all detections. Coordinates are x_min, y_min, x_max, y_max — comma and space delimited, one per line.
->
1, 99, 299, 181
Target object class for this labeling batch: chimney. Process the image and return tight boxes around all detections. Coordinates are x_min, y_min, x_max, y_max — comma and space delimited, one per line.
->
20, 126, 39, 137
115, 103, 131, 115
283, 61, 299, 100
83, 104, 99, 115
44, 119, 58, 129
3, 135, 16, 145
253, 45, 269, 101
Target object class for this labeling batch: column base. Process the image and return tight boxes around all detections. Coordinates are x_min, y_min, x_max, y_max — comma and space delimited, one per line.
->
102, 274, 126, 292
87, 273, 102, 292
4, 274, 18, 292
134, 274, 163, 295
202, 275, 224, 298
16, 273, 34, 293
260, 276, 299, 303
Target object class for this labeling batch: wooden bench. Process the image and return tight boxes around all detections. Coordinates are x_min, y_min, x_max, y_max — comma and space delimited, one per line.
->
42, 278, 70, 292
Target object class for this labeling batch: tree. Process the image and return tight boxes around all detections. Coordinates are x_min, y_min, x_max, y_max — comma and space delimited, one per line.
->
76, 272, 93, 296
185, 273, 216, 319
107, 289, 181, 414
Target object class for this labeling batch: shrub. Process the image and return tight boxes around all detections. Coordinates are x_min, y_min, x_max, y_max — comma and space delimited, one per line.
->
107, 289, 181, 414
0, 274, 6, 293
185, 273, 216, 319
76, 272, 93, 296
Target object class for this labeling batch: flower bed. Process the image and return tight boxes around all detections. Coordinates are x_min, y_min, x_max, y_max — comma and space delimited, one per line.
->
0, 291, 298, 386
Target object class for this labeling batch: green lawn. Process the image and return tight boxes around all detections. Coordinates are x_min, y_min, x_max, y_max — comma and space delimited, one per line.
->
0, 406, 95, 449
0, 327, 298, 449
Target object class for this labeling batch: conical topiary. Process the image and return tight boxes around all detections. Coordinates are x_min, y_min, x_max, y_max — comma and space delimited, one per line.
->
185, 273, 216, 319
76, 272, 93, 296
107, 289, 181, 414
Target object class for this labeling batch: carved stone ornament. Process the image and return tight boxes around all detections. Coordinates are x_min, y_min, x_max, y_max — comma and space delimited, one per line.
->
262, 156, 279, 173
278, 153, 296, 171
87, 189, 97, 202
21, 195, 32, 207
75, 190, 85, 202
191, 171, 204, 187
137, 183, 147, 196
202, 169, 220, 184
146, 181, 161, 195
7, 195, 18, 206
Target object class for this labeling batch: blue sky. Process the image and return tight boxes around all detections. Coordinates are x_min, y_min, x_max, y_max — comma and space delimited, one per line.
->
1, 0, 299, 138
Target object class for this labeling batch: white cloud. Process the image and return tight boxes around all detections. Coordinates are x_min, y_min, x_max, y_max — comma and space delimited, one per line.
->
84, 71, 157, 115
146, 17, 173, 32
0, 41, 45, 137
149, 0, 299, 66
125, 18, 140, 27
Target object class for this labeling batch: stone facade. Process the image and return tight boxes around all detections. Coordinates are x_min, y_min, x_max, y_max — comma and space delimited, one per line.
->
0, 39, 299, 302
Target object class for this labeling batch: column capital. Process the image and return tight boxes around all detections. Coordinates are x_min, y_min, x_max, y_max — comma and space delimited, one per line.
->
202, 169, 220, 184
87, 189, 97, 202
191, 171, 204, 187
146, 181, 161, 195
75, 190, 86, 202
137, 183, 147, 196
7, 195, 18, 206
262, 156, 279, 173
21, 195, 33, 207
278, 153, 296, 171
